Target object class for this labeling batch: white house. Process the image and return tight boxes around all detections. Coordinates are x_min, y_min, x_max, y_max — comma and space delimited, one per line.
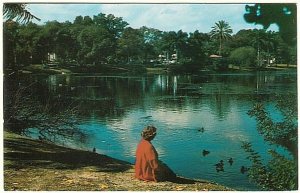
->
48, 53, 57, 62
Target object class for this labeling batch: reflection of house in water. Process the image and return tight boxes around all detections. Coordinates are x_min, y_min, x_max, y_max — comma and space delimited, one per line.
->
173, 76, 177, 96
48, 75, 58, 92
153, 75, 178, 96
48, 74, 71, 93
255, 72, 279, 93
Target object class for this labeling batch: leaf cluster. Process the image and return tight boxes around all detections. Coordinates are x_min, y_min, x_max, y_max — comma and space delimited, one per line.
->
3, 3, 40, 24
247, 95, 297, 156
242, 142, 297, 190
242, 94, 298, 190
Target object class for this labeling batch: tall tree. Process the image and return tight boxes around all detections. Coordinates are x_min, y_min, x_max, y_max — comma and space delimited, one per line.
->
250, 29, 278, 67
251, 29, 267, 67
158, 30, 189, 62
210, 20, 233, 56
3, 21, 20, 68
55, 22, 79, 64
17, 22, 42, 65
93, 13, 128, 39
187, 30, 210, 65
37, 21, 62, 63
139, 26, 162, 62
117, 27, 144, 63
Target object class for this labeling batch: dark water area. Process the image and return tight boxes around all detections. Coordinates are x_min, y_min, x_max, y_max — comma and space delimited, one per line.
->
23, 71, 297, 190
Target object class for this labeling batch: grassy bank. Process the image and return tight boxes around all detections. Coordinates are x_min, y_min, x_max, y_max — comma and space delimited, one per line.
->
22, 64, 72, 74
3, 131, 232, 191
228, 64, 297, 71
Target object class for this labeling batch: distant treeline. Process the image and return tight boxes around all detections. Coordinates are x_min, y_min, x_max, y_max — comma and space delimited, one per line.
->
3, 12, 297, 73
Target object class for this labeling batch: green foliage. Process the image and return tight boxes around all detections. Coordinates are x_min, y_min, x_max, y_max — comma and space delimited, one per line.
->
117, 27, 144, 63
244, 3, 296, 45
210, 20, 233, 56
210, 20, 233, 39
243, 94, 298, 190
187, 30, 210, 64
247, 97, 297, 155
3, 3, 40, 24
229, 46, 256, 67
3, 7, 297, 73
229, 29, 295, 67
242, 143, 297, 190
93, 13, 129, 39
210, 57, 230, 72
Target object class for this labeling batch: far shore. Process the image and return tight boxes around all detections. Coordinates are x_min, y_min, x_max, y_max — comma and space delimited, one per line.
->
3, 131, 232, 191
4, 63, 297, 76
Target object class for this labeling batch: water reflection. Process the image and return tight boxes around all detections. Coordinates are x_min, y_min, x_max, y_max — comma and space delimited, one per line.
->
38, 71, 297, 190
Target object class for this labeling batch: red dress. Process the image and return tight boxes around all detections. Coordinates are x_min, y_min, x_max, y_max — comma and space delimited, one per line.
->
135, 139, 159, 181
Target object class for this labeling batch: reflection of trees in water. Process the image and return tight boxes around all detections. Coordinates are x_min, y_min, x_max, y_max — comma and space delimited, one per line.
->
44, 72, 296, 122
210, 93, 231, 119
5, 72, 297, 159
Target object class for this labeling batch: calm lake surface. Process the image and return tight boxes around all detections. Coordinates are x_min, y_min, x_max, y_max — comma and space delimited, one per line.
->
27, 71, 297, 190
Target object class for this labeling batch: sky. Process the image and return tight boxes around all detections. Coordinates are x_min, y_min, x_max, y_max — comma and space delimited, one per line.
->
27, 3, 279, 34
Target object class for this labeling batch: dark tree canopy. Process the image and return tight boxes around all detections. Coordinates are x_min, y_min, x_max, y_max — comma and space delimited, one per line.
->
3, 3, 297, 72
244, 3, 297, 45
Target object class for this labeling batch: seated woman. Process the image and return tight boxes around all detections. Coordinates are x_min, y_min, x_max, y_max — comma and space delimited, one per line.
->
135, 125, 176, 182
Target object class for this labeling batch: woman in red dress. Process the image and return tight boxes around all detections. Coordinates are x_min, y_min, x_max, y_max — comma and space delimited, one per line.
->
135, 126, 159, 182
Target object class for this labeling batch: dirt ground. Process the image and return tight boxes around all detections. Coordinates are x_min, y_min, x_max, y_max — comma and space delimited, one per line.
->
3, 131, 232, 191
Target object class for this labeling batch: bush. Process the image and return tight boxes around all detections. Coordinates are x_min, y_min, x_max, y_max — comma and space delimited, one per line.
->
229, 46, 256, 67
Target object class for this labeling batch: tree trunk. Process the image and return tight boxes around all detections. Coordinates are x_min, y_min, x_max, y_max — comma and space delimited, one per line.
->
257, 46, 260, 67
219, 36, 222, 56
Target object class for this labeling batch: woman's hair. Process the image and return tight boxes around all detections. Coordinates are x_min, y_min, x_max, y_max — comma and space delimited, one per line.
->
141, 125, 157, 140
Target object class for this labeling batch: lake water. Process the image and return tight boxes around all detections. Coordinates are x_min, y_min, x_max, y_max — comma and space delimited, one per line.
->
26, 71, 297, 190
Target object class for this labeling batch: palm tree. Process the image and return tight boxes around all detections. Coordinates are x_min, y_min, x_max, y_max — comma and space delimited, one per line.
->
3, 3, 40, 23
210, 20, 233, 56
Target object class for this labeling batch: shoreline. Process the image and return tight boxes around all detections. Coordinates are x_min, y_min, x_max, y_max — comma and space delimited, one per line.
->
4, 63, 297, 76
3, 131, 232, 191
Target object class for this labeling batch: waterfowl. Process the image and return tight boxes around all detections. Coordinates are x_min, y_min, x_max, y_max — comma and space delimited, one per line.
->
228, 158, 233, 165
215, 160, 224, 172
240, 166, 249, 174
214, 160, 224, 168
92, 147, 96, 153
214, 163, 223, 167
202, 150, 210, 156
198, 127, 205, 132
216, 166, 224, 172
219, 160, 224, 166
